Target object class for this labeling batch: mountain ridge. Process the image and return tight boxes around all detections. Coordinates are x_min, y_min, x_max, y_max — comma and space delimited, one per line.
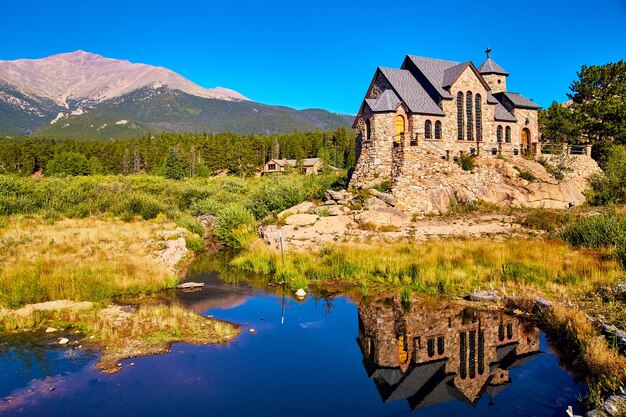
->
0, 51, 352, 138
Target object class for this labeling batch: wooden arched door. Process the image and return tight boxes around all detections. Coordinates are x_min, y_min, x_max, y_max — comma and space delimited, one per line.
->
521, 128, 531, 155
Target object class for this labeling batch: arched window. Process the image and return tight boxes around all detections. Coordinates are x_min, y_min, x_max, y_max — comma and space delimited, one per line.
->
457, 92, 464, 140
497, 125, 503, 143
466, 91, 473, 141
506, 323, 513, 339
424, 120, 432, 139
475, 94, 482, 141
435, 121, 442, 139
365, 119, 371, 141
395, 115, 405, 136
505, 126, 511, 143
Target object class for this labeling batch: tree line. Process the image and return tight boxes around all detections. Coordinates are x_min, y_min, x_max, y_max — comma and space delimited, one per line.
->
539, 60, 626, 165
0, 128, 355, 178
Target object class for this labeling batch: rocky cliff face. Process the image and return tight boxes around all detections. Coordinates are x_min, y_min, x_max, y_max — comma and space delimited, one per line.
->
390, 149, 601, 214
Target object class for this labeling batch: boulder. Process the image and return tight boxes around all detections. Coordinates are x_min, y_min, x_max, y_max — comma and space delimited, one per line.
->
311, 215, 355, 234
326, 205, 350, 216
467, 290, 500, 302
45, 327, 58, 333
364, 197, 388, 209
196, 214, 218, 230
277, 201, 316, 218
325, 189, 350, 202
603, 395, 626, 416
295, 289, 307, 299
324, 199, 337, 206
59, 338, 69, 345
369, 189, 398, 207
284, 213, 319, 226
356, 207, 411, 227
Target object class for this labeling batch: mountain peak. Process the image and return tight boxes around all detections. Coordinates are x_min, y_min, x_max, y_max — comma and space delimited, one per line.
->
0, 50, 249, 106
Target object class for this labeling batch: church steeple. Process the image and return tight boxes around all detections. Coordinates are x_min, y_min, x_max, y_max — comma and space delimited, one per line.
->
477, 48, 508, 92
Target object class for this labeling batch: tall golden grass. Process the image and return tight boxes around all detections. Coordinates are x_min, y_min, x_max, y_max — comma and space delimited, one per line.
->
0, 217, 181, 308
232, 238, 622, 295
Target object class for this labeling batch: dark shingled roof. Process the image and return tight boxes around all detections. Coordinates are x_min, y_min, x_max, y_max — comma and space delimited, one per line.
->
442, 62, 468, 87
404, 55, 462, 99
495, 92, 541, 109
495, 102, 517, 122
365, 89, 402, 112
487, 93, 499, 104
477, 57, 509, 76
379, 67, 445, 116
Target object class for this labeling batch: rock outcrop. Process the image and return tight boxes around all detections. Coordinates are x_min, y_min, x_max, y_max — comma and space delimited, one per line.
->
388, 149, 601, 214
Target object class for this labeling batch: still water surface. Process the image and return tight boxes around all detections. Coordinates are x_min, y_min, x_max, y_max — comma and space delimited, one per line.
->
1, 266, 586, 416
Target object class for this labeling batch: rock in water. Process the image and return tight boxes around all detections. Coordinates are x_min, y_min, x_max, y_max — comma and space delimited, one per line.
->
295, 289, 307, 299
58, 338, 69, 345
176, 282, 205, 290
45, 327, 57, 333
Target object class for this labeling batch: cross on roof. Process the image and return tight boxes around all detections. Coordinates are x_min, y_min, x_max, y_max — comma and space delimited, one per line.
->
485, 47, 491, 58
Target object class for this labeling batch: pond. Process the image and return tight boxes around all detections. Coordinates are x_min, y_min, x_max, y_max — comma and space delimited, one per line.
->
1, 263, 586, 416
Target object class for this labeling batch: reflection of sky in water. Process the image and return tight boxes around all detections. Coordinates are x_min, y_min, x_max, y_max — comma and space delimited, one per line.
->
0, 270, 586, 417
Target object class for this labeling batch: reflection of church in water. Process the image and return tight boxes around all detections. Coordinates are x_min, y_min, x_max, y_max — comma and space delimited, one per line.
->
357, 299, 541, 409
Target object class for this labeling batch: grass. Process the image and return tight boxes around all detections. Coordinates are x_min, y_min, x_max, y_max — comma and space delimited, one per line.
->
0, 217, 185, 308
231, 238, 623, 296
559, 214, 626, 266
542, 304, 626, 406
0, 172, 341, 248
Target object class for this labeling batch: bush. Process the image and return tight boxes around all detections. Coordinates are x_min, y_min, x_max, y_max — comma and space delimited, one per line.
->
216, 203, 256, 250
46, 152, 92, 176
559, 214, 625, 249
185, 235, 205, 253
518, 170, 536, 182
456, 154, 475, 171
587, 145, 626, 205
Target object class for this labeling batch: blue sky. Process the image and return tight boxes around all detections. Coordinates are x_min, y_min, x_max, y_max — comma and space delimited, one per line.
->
3, 0, 625, 114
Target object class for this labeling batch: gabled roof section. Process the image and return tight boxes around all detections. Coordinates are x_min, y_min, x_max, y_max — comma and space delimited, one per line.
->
442, 63, 468, 88
495, 102, 517, 122
487, 93, 499, 104
365, 89, 402, 112
403, 55, 461, 99
477, 57, 509, 76
378, 67, 445, 116
270, 158, 321, 167
494, 92, 541, 109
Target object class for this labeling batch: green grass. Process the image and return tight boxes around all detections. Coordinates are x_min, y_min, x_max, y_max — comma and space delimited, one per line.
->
0, 172, 342, 248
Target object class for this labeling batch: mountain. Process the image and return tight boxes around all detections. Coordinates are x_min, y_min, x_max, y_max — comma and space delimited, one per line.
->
0, 51, 352, 138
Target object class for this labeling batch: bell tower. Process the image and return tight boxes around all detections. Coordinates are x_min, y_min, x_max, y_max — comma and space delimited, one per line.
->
477, 48, 509, 93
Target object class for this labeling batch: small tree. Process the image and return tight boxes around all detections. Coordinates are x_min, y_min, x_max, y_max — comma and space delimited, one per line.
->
46, 152, 90, 176
163, 147, 186, 180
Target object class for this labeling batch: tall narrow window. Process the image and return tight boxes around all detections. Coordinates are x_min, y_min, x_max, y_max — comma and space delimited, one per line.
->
424, 120, 432, 139
437, 336, 445, 355
457, 92, 464, 140
497, 125, 503, 143
505, 126, 511, 143
469, 330, 476, 379
427, 338, 435, 357
365, 119, 371, 141
466, 91, 473, 141
459, 331, 467, 379
475, 94, 482, 141
435, 121, 442, 139
478, 330, 485, 375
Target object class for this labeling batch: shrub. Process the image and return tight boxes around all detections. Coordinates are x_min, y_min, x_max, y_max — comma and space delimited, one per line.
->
373, 180, 392, 193
456, 154, 475, 171
126, 192, 166, 220
216, 203, 256, 250
587, 145, 626, 205
518, 209, 569, 233
185, 235, 205, 253
518, 170, 536, 182
559, 215, 625, 249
